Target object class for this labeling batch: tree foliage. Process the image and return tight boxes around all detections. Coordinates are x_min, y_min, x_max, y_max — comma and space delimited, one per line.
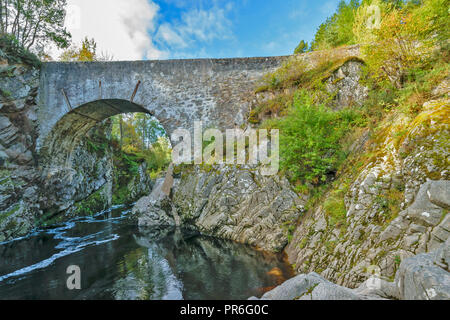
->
0, 0, 71, 51
294, 40, 309, 54
111, 113, 171, 178
0, 32, 41, 66
59, 37, 97, 61
59, 37, 114, 62
310, 0, 360, 50
362, 0, 448, 88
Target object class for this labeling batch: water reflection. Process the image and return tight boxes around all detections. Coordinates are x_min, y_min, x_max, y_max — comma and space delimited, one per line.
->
0, 206, 293, 300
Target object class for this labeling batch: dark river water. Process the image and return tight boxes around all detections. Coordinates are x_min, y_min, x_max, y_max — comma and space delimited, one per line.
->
0, 205, 294, 300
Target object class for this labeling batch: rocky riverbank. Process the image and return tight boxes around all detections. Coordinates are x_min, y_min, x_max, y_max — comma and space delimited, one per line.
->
252, 238, 449, 300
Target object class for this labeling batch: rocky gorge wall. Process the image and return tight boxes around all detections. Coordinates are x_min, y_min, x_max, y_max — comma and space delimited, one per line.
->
0, 60, 41, 241
253, 238, 449, 300
285, 97, 449, 289
131, 50, 449, 299
1, 45, 449, 300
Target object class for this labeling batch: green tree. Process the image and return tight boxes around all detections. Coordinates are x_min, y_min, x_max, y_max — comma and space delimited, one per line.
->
111, 113, 167, 152
310, 0, 360, 50
362, 0, 448, 88
0, 0, 71, 51
294, 40, 308, 54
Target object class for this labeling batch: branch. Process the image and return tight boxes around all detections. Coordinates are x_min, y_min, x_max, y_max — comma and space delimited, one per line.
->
25, 3, 44, 50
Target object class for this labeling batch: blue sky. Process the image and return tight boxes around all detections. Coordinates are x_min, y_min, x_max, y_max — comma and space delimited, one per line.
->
65, 0, 342, 61
150, 0, 341, 59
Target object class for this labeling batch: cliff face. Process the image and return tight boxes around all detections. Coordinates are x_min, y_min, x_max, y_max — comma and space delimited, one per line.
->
173, 165, 306, 252
286, 97, 449, 288
0, 59, 118, 237
0, 60, 41, 240
254, 238, 449, 300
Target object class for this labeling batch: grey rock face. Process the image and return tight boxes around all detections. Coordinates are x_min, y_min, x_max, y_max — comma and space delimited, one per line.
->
172, 165, 306, 252
354, 277, 400, 299
260, 273, 328, 300
325, 59, 369, 108
37, 121, 114, 218
298, 282, 363, 300
434, 238, 450, 271
132, 164, 305, 252
257, 240, 450, 300
0, 63, 41, 241
427, 180, 450, 210
403, 180, 447, 227
124, 161, 154, 203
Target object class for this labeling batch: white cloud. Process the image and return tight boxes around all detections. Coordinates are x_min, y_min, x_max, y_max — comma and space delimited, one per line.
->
157, 24, 188, 48
57, 1, 235, 61
64, 0, 166, 61
155, 5, 233, 52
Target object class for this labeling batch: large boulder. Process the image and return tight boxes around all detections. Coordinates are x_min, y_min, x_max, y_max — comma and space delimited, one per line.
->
131, 178, 177, 228
395, 238, 450, 300
258, 273, 328, 300
253, 272, 385, 300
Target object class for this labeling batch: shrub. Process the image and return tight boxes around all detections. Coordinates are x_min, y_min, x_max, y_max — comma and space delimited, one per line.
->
263, 90, 363, 185
0, 34, 41, 67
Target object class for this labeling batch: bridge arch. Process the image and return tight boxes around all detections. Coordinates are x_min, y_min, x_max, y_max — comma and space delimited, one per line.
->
39, 98, 161, 167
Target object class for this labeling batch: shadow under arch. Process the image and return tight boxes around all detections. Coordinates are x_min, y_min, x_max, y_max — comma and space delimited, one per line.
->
39, 99, 156, 168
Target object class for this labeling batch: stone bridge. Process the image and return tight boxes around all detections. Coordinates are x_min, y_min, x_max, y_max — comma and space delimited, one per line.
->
37, 57, 285, 166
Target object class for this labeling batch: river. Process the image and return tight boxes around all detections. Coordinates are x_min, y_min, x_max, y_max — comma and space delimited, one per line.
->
0, 205, 294, 300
